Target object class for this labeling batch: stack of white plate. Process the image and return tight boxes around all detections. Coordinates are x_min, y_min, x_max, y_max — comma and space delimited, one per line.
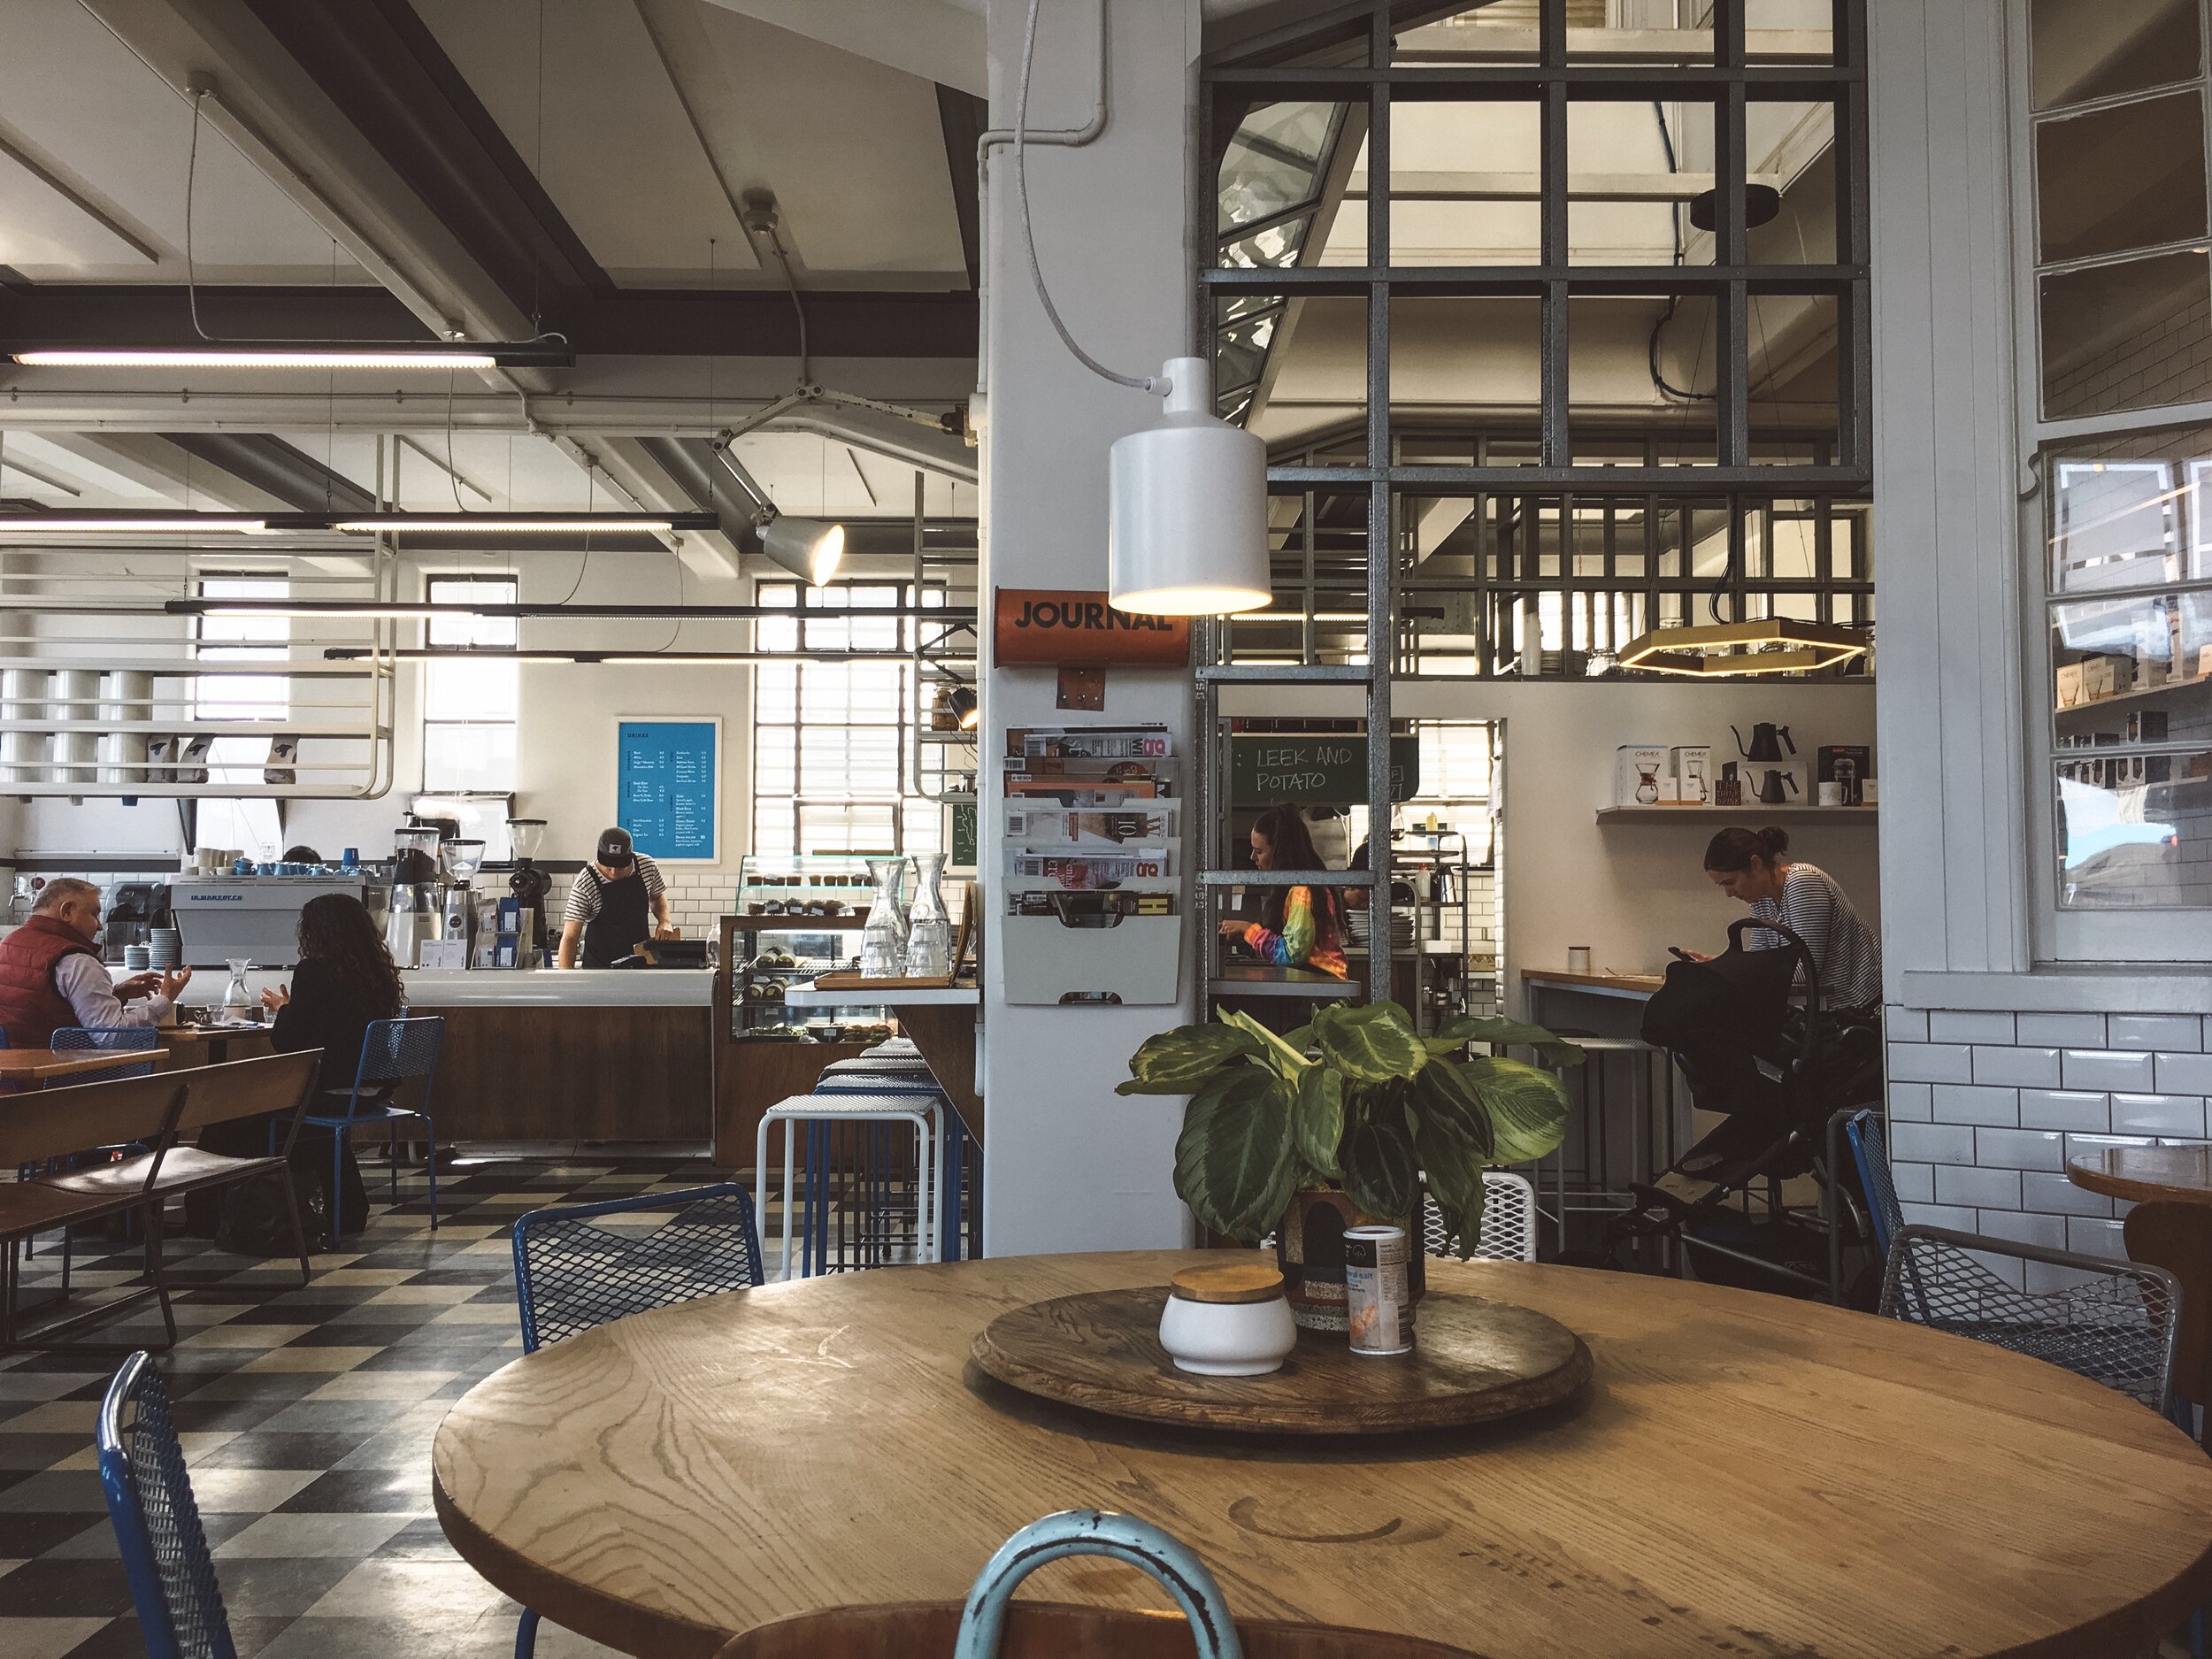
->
149, 928, 180, 970
123, 945, 151, 972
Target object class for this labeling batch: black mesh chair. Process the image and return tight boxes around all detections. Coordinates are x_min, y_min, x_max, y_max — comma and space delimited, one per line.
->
97, 1350, 236, 1659
1879, 1224, 2182, 1414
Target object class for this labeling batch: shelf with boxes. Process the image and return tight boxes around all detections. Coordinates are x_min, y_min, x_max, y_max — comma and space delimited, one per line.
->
1001, 726, 1182, 1006
1615, 734, 1875, 811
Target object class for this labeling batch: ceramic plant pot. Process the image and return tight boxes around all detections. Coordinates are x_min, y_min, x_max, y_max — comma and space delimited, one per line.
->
1274, 1187, 1426, 1333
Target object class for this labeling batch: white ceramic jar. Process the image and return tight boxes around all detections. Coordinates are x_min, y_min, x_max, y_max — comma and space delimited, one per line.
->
1156, 1263, 1297, 1377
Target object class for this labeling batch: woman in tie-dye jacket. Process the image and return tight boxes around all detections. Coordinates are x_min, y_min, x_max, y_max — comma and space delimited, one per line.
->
1217, 803, 1349, 979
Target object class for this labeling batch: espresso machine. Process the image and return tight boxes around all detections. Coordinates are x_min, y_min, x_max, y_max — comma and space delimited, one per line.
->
439, 838, 486, 965
505, 818, 550, 966
385, 824, 444, 968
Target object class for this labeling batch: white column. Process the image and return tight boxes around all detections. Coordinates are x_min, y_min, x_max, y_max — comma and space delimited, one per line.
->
978, 0, 1201, 1256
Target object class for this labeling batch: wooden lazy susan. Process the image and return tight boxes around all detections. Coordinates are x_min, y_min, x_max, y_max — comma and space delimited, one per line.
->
971, 1284, 1592, 1436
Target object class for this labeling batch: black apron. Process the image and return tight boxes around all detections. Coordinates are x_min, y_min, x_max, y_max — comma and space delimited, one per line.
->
580, 867, 651, 966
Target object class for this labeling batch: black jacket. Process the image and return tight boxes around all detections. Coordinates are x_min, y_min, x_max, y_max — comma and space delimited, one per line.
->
271, 956, 394, 1091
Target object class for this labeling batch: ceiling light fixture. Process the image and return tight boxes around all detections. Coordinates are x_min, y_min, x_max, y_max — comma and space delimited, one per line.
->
1108, 356, 1271, 616
1687, 183, 1783, 234
708, 438, 847, 586
0, 511, 270, 534
330, 512, 715, 535
320, 647, 939, 665
178, 600, 971, 622
7, 344, 573, 371
1617, 618, 1868, 678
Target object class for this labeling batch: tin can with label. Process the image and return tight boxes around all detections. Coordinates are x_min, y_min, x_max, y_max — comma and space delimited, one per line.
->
1342, 1225, 1414, 1356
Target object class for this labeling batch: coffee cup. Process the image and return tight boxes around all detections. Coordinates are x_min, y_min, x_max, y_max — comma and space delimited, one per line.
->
1567, 945, 1593, 973
1816, 782, 1846, 806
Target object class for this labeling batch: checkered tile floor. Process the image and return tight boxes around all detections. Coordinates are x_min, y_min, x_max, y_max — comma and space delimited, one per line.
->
0, 1153, 720, 1659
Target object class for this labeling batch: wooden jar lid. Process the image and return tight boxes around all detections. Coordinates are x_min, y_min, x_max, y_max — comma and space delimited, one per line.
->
1169, 1263, 1286, 1304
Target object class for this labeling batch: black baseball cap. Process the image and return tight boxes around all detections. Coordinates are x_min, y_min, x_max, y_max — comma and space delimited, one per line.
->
595, 827, 635, 867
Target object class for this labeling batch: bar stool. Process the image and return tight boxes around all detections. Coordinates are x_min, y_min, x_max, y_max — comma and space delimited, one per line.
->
755, 1091, 940, 1279
1534, 1035, 1678, 1262
818, 1052, 970, 1262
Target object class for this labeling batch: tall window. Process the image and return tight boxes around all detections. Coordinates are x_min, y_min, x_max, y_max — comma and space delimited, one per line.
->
194, 573, 288, 857
421, 575, 518, 793
751, 582, 945, 861
2019, 0, 2212, 956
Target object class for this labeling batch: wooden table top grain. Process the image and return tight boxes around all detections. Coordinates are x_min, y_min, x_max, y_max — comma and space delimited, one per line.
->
0, 1046, 170, 1080
2070, 1143, 2212, 1207
431, 1251, 2212, 1659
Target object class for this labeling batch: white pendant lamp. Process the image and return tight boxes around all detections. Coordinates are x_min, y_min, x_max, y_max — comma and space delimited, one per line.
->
759, 515, 847, 587
1108, 357, 1271, 617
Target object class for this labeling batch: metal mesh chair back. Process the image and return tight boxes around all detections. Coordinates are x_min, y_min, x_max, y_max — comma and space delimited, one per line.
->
322, 1015, 443, 1121
512, 1182, 764, 1353
1879, 1224, 2180, 1412
815, 1071, 943, 1097
1843, 1109, 1903, 1257
97, 1352, 236, 1659
820, 1056, 935, 1078
56, 1025, 159, 1079
1422, 1171, 1540, 1262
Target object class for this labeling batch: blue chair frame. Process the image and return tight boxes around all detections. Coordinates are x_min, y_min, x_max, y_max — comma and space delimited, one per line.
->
55, 1025, 160, 1079
1842, 1107, 1903, 1260
809, 1070, 968, 1267
98, 1350, 238, 1659
298, 1016, 444, 1236
508, 1181, 764, 1655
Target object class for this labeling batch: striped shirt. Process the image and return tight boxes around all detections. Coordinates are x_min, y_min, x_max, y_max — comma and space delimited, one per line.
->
562, 856, 665, 925
1749, 861, 1881, 1010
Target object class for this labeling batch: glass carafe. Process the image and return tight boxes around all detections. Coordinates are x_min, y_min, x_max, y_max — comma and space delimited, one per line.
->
903, 855, 951, 979
223, 958, 254, 1015
858, 857, 910, 978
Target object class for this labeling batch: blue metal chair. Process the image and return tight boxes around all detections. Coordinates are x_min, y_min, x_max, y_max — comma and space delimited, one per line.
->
55, 1025, 160, 1079
98, 1351, 237, 1659
1842, 1107, 1903, 1260
956, 1511, 1241, 1659
508, 1181, 764, 1656
298, 1016, 444, 1235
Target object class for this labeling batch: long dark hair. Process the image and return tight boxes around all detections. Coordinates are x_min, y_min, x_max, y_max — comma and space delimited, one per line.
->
296, 893, 406, 1018
1704, 825, 1791, 872
1252, 804, 1343, 934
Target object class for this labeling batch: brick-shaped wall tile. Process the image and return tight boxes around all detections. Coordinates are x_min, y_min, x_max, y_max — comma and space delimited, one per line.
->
1977, 1209, 2066, 1250
2112, 1093, 2209, 1137
2065, 1216, 2130, 1260
2156, 1050, 2212, 1094
2022, 1170, 2112, 1217
1890, 1160, 1935, 1204
2018, 1012, 2106, 1047
1932, 1083, 2019, 1126
2064, 1131, 2159, 1166
1929, 1010, 2016, 1044
1901, 1201, 1979, 1232
1886, 1006, 1929, 1042
1889, 1043, 1974, 1085
1973, 1126, 2066, 1171
1887, 1081, 1933, 1122
2108, 1013, 2204, 1052
1893, 1121, 1976, 1164
1936, 1164, 2022, 1209
2019, 1089, 2110, 1133
1970, 1046, 2061, 1088
2061, 1048, 2157, 1092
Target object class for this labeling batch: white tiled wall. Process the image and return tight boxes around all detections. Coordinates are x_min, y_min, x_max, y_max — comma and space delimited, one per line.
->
1886, 1005, 2211, 1285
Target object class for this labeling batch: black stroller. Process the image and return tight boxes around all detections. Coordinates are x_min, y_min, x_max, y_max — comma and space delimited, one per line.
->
1575, 917, 1886, 1303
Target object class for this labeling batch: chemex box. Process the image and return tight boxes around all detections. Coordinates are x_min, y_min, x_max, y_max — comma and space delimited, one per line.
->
1615, 744, 1670, 807
1815, 744, 1874, 806
1670, 745, 1713, 805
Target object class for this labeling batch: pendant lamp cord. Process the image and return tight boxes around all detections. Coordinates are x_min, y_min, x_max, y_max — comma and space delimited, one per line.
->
1016, 0, 1162, 395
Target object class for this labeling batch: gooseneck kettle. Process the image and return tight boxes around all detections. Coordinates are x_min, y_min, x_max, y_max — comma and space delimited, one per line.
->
1732, 722, 1795, 763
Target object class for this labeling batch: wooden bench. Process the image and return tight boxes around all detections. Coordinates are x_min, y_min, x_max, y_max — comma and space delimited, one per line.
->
45, 1048, 324, 1288
0, 1071, 189, 1348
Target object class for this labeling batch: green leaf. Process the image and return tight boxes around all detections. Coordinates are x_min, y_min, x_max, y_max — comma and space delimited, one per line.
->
1121, 1021, 1263, 1094
1465, 1056, 1572, 1164
1341, 1114, 1418, 1221
1432, 1014, 1586, 1069
1310, 1002, 1427, 1082
1411, 1061, 1498, 1162
1215, 1008, 1317, 1084
1411, 1117, 1489, 1260
1292, 1064, 1345, 1182
1173, 1068, 1297, 1241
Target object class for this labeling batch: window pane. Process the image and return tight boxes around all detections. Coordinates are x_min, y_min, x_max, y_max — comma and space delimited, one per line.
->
1219, 102, 1341, 236
2053, 590, 2212, 737
2056, 756, 2212, 907
424, 655, 519, 718
2050, 457, 2185, 592
2041, 251, 2212, 420
426, 577, 518, 649
2032, 0, 2201, 111
2036, 91, 2207, 265
424, 722, 516, 793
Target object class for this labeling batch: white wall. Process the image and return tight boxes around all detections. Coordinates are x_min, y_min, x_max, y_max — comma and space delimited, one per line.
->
1225, 680, 1881, 1009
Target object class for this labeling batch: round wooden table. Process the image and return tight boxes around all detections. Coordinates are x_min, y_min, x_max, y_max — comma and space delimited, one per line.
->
2070, 1143, 2212, 1207
432, 1252, 2212, 1659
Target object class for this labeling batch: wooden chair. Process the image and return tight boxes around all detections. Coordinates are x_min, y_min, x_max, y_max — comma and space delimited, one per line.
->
44, 1049, 325, 1286
0, 1071, 189, 1348
2123, 1201, 2212, 1434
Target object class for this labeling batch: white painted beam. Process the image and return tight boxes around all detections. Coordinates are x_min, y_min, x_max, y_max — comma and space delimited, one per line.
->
697, 0, 986, 97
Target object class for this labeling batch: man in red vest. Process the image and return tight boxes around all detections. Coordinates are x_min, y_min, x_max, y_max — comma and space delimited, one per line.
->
0, 879, 191, 1049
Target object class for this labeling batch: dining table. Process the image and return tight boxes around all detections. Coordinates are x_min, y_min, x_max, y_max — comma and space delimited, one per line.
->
2069, 1143, 2212, 1208
0, 1046, 171, 1084
431, 1251, 2212, 1659
157, 1021, 276, 1069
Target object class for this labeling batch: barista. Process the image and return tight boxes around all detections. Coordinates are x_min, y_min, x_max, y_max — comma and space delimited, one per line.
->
556, 827, 677, 968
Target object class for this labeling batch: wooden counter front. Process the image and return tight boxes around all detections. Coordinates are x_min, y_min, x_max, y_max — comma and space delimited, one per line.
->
429, 1002, 714, 1142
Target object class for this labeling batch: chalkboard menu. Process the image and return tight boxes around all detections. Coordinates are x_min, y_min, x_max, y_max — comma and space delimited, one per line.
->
618, 718, 719, 861
1230, 733, 1421, 804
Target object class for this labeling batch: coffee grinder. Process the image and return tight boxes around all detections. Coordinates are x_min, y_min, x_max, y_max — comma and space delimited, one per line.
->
439, 838, 486, 965
386, 824, 445, 968
505, 818, 551, 965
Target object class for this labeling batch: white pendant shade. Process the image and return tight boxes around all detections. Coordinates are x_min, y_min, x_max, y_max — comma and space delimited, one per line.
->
761, 516, 847, 586
1108, 357, 1271, 616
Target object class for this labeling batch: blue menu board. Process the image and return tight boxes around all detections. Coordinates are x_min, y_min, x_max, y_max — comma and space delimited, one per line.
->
617, 718, 718, 861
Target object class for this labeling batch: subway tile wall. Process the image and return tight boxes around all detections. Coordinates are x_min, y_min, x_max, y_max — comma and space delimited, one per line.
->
1887, 1005, 2210, 1287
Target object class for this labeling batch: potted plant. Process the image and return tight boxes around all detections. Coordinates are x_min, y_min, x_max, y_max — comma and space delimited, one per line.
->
1118, 1002, 1581, 1328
